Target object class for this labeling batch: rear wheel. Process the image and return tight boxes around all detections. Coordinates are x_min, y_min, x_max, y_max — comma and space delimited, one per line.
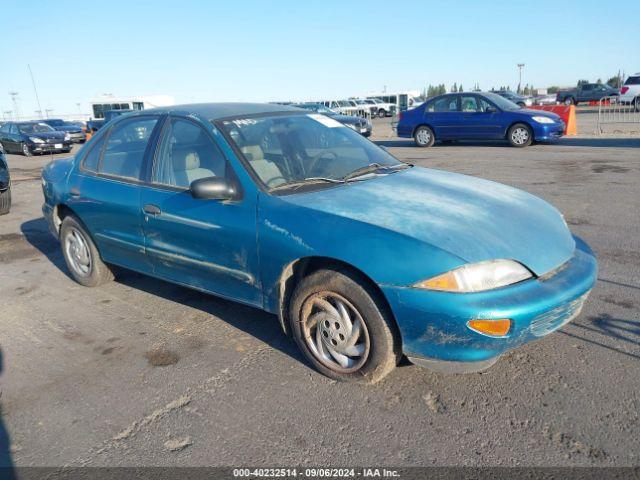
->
22, 143, 32, 156
0, 189, 10, 215
508, 123, 532, 147
564, 97, 575, 106
414, 125, 435, 147
378, 108, 386, 118
289, 268, 400, 383
634, 97, 640, 112
60, 215, 114, 287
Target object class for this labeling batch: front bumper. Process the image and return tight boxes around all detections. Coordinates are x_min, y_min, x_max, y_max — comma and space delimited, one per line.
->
29, 141, 72, 153
381, 236, 597, 367
67, 132, 85, 143
533, 121, 565, 141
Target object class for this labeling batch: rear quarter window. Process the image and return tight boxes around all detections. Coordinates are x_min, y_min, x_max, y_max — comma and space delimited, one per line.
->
624, 76, 640, 85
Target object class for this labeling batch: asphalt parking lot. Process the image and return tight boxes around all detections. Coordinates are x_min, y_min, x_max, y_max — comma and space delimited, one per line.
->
1, 109, 639, 468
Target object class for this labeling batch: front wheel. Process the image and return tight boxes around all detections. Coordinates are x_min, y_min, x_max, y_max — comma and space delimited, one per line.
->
289, 268, 400, 383
22, 143, 32, 156
564, 97, 575, 106
378, 109, 386, 118
60, 215, 114, 287
635, 98, 640, 112
508, 123, 533, 147
414, 125, 435, 147
0, 189, 10, 215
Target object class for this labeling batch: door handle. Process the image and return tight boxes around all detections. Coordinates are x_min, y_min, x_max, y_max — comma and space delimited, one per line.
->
69, 187, 81, 197
143, 204, 161, 216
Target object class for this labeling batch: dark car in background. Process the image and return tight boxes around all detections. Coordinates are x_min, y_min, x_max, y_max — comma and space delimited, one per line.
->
0, 121, 72, 156
41, 119, 86, 143
397, 92, 564, 148
295, 103, 372, 136
0, 144, 10, 214
492, 90, 533, 107
556, 83, 619, 105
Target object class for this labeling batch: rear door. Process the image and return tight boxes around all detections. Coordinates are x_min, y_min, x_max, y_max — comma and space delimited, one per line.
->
66, 115, 161, 273
424, 95, 461, 139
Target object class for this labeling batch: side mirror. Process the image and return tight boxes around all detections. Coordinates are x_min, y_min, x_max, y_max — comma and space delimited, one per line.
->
190, 177, 236, 201
485, 106, 497, 113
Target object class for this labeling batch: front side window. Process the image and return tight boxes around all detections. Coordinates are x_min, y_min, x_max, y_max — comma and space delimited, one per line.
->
153, 118, 228, 189
460, 96, 480, 112
219, 114, 404, 192
99, 117, 158, 180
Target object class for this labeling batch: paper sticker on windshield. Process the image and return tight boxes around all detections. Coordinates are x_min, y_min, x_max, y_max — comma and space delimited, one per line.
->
307, 114, 345, 128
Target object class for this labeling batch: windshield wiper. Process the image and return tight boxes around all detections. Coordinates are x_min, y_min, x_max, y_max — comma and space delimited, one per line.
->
269, 177, 345, 193
342, 162, 411, 182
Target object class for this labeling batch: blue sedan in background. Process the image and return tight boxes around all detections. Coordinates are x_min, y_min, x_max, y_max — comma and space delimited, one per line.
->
397, 92, 565, 148
41, 103, 595, 383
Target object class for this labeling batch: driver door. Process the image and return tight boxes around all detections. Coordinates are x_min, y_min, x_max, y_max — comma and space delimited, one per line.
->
139, 116, 261, 306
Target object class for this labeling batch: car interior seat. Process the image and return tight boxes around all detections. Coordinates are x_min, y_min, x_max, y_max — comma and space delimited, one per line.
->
240, 145, 285, 187
172, 149, 215, 187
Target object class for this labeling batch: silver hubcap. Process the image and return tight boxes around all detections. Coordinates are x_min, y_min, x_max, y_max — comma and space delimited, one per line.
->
64, 227, 92, 277
416, 128, 431, 145
511, 127, 529, 145
301, 292, 370, 373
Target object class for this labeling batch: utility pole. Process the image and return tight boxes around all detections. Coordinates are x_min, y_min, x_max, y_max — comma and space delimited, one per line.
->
28, 64, 43, 119
517, 63, 525, 94
45, 108, 53, 118
9, 92, 20, 120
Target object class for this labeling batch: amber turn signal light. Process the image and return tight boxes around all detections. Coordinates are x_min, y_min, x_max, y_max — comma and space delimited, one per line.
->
467, 319, 511, 337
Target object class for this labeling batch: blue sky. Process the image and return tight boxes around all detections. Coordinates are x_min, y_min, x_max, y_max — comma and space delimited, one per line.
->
1, 0, 638, 118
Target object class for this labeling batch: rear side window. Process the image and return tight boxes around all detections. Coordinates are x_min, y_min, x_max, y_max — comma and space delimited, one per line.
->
427, 96, 458, 112
99, 117, 158, 180
624, 76, 640, 85
82, 136, 106, 172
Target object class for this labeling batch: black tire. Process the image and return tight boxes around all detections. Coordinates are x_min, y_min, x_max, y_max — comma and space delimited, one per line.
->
564, 97, 575, 106
22, 143, 32, 156
635, 98, 640, 112
507, 123, 533, 147
60, 215, 114, 287
517, 102, 525, 108
0, 189, 10, 215
289, 268, 401, 383
62, 148, 71, 153
378, 109, 386, 118
413, 125, 435, 147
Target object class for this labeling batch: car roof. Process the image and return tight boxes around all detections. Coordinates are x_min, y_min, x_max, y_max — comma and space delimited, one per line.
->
142, 102, 303, 120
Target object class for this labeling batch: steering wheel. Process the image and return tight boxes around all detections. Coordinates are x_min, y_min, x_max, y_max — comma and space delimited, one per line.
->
306, 150, 338, 176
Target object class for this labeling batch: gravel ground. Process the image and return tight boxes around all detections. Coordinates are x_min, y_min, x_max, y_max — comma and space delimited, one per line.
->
0, 109, 639, 468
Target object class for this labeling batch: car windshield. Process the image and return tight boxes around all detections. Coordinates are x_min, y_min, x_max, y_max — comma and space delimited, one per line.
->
338, 100, 352, 107
218, 113, 407, 194
18, 123, 56, 134
483, 93, 521, 110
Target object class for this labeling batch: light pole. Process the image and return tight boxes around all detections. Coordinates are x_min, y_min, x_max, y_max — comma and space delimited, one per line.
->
517, 63, 525, 94
45, 108, 53, 118
76, 102, 81, 115
9, 92, 20, 120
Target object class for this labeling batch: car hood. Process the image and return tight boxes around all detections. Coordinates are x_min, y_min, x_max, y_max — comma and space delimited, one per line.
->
328, 113, 367, 124
282, 167, 575, 276
55, 125, 82, 133
27, 131, 66, 140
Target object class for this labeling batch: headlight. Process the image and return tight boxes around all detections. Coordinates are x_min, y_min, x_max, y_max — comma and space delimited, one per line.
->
64, 133, 71, 141
29, 137, 45, 144
414, 259, 533, 292
345, 123, 357, 130
532, 116, 555, 124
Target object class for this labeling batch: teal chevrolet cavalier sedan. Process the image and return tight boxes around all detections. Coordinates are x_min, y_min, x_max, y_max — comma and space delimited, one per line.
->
41, 103, 596, 383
